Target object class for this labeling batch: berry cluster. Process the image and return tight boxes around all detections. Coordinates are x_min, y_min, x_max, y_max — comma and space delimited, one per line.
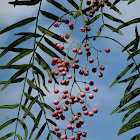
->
49, 1, 111, 139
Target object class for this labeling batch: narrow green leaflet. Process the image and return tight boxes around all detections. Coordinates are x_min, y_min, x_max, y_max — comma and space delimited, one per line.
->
38, 26, 67, 43
0, 64, 28, 69
50, 130, 56, 135
34, 122, 47, 140
35, 53, 52, 79
124, 79, 137, 96
27, 79, 46, 96
46, 0, 73, 16
110, 63, 134, 87
33, 66, 50, 92
23, 92, 45, 112
22, 95, 39, 121
82, 5, 94, 15
40, 10, 64, 22
6, 49, 33, 66
44, 37, 73, 60
15, 32, 41, 38
23, 78, 34, 106
21, 105, 36, 123
0, 118, 17, 130
118, 101, 140, 113
111, 0, 120, 7
19, 120, 28, 140
110, 105, 122, 115
127, 49, 140, 60
128, 0, 136, 5
0, 132, 14, 140
37, 42, 59, 58
9, 1, 40, 6
0, 104, 19, 109
117, 74, 140, 83
122, 37, 140, 52
105, 24, 123, 35
121, 106, 140, 123
116, 18, 140, 31
29, 110, 43, 139
87, 14, 102, 25
1, 64, 31, 91
0, 17, 36, 34
0, 34, 33, 58
130, 133, 140, 140
0, 47, 32, 53
121, 88, 140, 104
131, 64, 140, 73
109, 5, 122, 15
15, 134, 23, 140
118, 112, 140, 135
43, 103, 55, 112
93, 25, 104, 41
129, 26, 139, 52
103, 13, 124, 23
67, 0, 79, 10
47, 133, 51, 140
46, 118, 57, 126
0, 78, 24, 85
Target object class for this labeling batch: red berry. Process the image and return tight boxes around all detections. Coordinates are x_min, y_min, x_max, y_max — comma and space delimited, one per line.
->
61, 34, 64, 40
82, 106, 87, 111
80, 93, 85, 98
104, 0, 108, 3
89, 81, 94, 86
48, 79, 52, 83
61, 80, 65, 85
53, 100, 59, 105
85, 18, 89, 23
61, 71, 66, 76
69, 22, 73, 27
87, 26, 91, 31
73, 48, 77, 52
93, 0, 99, 5
82, 132, 87, 137
94, 6, 99, 11
84, 43, 89, 47
79, 99, 84, 104
63, 106, 68, 111
75, 64, 79, 69
70, 136, 75, 140
63, 89, 68, 94
86, 0, 91, 5
100, 66, 105, 70
79, 70, 84, 75
56, 106, 61, 110
107, 2, 111, 6
92, 68, 97, 73
93, 108, 98, 113
105, 48, 110, 53
89, 111, 94, 116
84, 110, 88, 115
55, 126, 60, 131
65, 34, 70, 39
74, 116, 79, 120
76, 123, 81, 128
86, 51, 91, 56
62, 134, 67, 139
85, 86, 90, 91
62, 94, 67, 99
90, 9, 95, 14
59, 45, 64, 51
80, 27, 85, 32
98, 72, 103, 77
84, 71, 89, 76
85, 46, 90, 51
56, 43, 61, 48
54, 89, 59, 94
74, 58, 79, 63
89, 13, 93, 17
79, 119, 84, 125
67, 124, 72, 130
89, 94, 94, 99
89, 59, 94, 63
72, 64, 75, 68
77, 131, 82, 136
58, 109, 63, 114
54, 71, 59, 76
93, 87, 98, 92
54, 22, 58, 27
100, 3, 105, 7
56, 133, 61, 138
51, 70, 55, 75
67, 74, 72, 79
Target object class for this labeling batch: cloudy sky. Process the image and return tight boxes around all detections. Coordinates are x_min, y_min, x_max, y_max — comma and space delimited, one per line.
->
0, 0, 140, 140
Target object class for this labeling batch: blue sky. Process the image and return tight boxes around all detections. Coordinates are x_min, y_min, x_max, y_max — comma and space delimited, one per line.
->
0, 0, 140, 140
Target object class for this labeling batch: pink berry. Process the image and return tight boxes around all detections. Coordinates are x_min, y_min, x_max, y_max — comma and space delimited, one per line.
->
104, 0, 108, 2
75, 64, 79, 69
73, 48, 77, 52
69, 22, 73, 27
70, 136, 75, 140
51, 70, 55, 75
85, 86, 90, 91
61, 71, 66, 76
54, 71, 59, 76
89, 112, 94, 116
93, 108, 98, 113
89, 59, 94, 63
56, 133, 61, 138
54, 22, 58, 27
93, 87, 98, 92
84, 110, 88, 115
53, 100, 59, 105
63, 106, 68, 111
74, 116, 79, 120
79, 119, 84, 125
93, 0, 99, 4
59, 45, 64, 51
98, 72, 103, 77
94, 6, 99, 11
82, 106, 87, 111
84, 71, 89, 76
90, 9, 95, 14
85, 46, 90, 51
48, 79, 52, 83
100, 66, 105, 70
105, 48, 110, 53
79, 99, 84, 104
82, 132, 87, 137
62, 94, 67, 99
89, 94, 94, 99
56, 43, 61, 48
58, 109, 63, 114
74, 58, 79, 63
71, 125, 74, 130
84, 43, 89, 47
56, 106, 61, 110
79, 70, 84, 75
67, 124, 72, 130
55, 126, 60, 131
67, 74, 72, 79
65, 34, 70, 39
80, 93, 85, 98
69, 118, 74, 123
80, 27, 85, 32
86, 51, 91, 56
62, 134, 67, 139
78, 50, 83, 55
100, 2, 105, 7
61, 80, 65, 85
54, 89, 59, 94
77, 131, 82, 136
89, 13, 93, 17
63, 89, 68, 94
